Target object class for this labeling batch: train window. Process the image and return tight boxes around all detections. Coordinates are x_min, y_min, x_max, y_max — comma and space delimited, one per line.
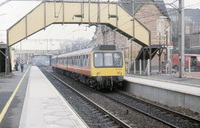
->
94, 53, 103, 67
104, 53, 113, 66
113, 52, 123, 66
94, 52, 123, 67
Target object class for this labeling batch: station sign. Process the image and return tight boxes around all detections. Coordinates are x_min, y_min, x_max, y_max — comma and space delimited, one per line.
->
168, 42, 173, 49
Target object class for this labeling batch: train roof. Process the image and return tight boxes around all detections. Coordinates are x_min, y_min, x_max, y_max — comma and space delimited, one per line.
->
52, 45, 122, 59
52, 47, 93, 59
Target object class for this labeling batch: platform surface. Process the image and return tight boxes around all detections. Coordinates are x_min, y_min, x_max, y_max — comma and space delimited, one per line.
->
0, 66, 88, 128
19, 66, 88, 128
125, 73, 200, 96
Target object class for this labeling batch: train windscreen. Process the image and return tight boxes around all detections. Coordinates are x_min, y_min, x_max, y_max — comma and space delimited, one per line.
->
94, 52, 123, 67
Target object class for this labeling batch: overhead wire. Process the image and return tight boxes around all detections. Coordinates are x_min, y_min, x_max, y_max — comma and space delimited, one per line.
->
108, 1, 200, 35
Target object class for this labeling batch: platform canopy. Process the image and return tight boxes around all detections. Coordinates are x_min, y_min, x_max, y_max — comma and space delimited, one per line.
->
7, 1, 150, 47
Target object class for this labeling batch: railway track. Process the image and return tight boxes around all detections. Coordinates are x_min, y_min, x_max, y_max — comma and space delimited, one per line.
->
101, 91, 200, 128
41, 66, 200, 127
40, 67, 131, 128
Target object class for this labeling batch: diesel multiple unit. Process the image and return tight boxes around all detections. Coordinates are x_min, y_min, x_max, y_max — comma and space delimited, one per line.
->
51, 45, 125, 90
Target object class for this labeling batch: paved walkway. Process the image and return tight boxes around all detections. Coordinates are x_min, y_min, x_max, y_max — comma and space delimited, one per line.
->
19, 66, 88, 128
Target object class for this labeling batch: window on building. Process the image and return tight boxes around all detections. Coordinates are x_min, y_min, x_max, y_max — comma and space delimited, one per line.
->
157, 20, 164, 35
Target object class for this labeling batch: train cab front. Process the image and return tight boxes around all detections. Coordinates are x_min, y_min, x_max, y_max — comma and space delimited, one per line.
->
90, 46, 125, 90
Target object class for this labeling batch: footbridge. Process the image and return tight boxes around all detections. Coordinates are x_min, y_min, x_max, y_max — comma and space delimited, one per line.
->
7, 1, 150, 47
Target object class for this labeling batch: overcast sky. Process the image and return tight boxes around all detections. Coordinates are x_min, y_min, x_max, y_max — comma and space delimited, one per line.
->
0, 0, 200, 50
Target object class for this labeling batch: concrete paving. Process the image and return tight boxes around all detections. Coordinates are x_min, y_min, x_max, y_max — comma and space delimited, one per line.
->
0, 66, 88, 128
0, 66, 30, 128
19, 66, 87, 128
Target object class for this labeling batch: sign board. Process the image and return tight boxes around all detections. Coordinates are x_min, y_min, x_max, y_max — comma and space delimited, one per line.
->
168, 42, 173, 49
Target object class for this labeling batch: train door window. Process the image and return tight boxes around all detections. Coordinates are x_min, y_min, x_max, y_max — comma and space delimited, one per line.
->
65, 58, 67, 64
104, 53, 113, 66
65, 58, 67, 65
83, 55, 86, 67
78, 56, 80, 66
75, 56, 77, 66
86, 55, 88, 67
72, 56, 75, 65
80, 55, 83, 67
94, 53, 103, 67
56, 58, 58, 64
68, 57, 71, 65
73, 56, 75, 65
113, 52, 123, 66
70, 57, 73, 65
76, 56, 78, 66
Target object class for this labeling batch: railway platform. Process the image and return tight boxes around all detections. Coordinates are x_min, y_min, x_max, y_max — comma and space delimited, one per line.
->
124, 73, 200, 113
0, 66, 88, 128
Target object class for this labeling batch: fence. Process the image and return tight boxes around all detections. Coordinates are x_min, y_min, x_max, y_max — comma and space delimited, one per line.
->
128, 58, 200, 76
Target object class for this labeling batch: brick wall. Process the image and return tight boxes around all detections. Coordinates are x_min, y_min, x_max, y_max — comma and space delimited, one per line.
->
94, 0, 171, 72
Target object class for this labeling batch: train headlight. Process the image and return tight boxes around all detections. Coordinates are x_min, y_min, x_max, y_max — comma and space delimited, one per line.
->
97, 76, 103, 82
118, 76, 124, 81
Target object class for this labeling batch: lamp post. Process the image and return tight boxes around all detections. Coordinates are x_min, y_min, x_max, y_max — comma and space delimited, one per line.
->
178, 0, 185, 78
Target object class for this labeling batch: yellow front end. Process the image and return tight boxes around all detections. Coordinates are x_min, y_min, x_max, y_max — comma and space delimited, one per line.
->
90, 51, 125, 77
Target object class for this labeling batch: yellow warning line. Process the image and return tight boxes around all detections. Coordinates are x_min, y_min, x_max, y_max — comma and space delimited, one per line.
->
0, 66, 31, 123
127, 74, 200, 87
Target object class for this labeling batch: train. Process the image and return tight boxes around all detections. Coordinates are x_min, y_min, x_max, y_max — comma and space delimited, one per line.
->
51, 45, 125, 90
